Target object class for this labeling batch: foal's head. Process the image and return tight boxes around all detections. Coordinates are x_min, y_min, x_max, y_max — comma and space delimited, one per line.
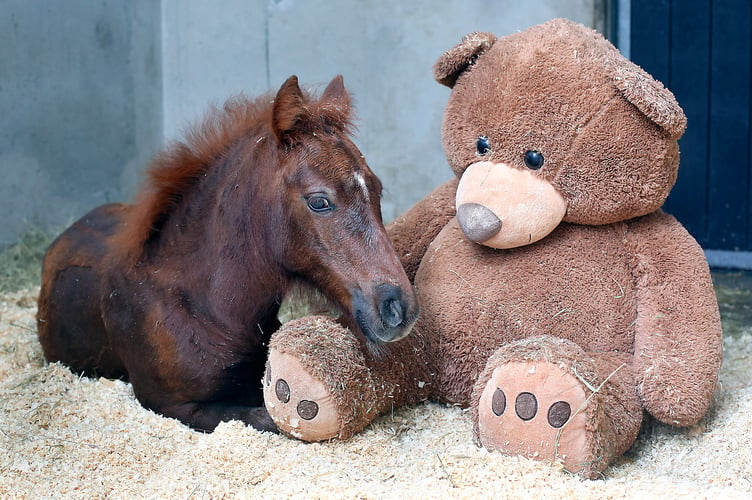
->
264, 75, 418, 343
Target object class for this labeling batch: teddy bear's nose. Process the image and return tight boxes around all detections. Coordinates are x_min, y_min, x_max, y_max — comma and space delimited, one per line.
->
457, 203, 502, 243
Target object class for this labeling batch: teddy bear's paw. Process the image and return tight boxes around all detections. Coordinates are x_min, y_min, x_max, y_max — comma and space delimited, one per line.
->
476, 360, 603, 477
263, 347, 343, 441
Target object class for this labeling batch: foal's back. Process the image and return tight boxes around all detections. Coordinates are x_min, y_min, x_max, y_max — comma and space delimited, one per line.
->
37, 203, 131, 379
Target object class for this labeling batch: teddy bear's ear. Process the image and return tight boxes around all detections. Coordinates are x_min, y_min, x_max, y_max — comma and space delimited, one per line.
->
433, 32, 497, 88
610, 59, 687, 139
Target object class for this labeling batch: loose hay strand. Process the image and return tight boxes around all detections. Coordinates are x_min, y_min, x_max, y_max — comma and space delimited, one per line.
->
554, 362, 627, 468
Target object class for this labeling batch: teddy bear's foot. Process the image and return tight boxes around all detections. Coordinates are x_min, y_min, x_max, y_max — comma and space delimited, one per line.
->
263, 347, 345, 441
473, 336, 641, 479
476, 359, 596, 473
263, 316, 382, 441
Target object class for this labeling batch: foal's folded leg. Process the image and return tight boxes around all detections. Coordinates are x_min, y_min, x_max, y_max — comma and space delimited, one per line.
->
263, 316, 431, 441
156, 402, 279, 433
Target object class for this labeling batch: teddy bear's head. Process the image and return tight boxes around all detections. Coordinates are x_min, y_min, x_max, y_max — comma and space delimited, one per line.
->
434, 19, 686, 249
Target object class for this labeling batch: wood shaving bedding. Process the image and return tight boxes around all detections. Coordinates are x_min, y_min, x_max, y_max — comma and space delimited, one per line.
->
1, 288, 750, 499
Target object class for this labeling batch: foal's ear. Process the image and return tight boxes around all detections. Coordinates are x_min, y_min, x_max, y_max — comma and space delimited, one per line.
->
272, 75, 307, 141
320, 75, 351, 111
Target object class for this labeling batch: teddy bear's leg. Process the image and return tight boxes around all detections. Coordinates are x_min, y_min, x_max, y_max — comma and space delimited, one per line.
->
472, 336, 642, 479
263, 315, 431, 442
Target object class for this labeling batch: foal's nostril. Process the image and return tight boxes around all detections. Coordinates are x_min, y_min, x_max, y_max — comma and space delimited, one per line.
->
457, 203, 502, 243
376, 283, 408, 330
353, 283, 417, 343
382, 297, 405, 329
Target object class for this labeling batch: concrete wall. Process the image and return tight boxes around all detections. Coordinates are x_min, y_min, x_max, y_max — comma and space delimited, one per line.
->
0, 0, 162, 247
162, 0, 605, 222
0, 0, 604, 247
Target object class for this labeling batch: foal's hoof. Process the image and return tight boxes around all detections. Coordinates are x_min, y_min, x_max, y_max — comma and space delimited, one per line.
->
263, 348, 343, 441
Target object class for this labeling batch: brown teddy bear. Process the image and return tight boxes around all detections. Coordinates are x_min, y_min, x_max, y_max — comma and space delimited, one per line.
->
262, 19, 723, 478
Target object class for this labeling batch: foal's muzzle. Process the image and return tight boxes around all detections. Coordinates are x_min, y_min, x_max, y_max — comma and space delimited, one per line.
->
353, 283, 418, 343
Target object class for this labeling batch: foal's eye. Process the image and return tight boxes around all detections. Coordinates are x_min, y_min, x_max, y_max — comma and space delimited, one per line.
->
306, 196, 335, 213
523, 150, 544, 170
476, 136, 491, 155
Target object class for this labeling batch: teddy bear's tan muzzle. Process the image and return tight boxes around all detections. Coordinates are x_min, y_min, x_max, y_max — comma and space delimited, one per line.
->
456, 161, 567, 249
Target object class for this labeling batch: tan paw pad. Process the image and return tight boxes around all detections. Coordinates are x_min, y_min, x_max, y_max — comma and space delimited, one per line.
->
477, 361, 595, 474
263, 349, 341, 441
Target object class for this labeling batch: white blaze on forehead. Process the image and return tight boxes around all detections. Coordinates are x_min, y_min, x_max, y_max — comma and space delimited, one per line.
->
354, 171, 370, 202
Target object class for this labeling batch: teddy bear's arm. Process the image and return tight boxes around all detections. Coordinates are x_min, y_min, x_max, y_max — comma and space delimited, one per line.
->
386, 178, 458, 281
627, 210, 723, 427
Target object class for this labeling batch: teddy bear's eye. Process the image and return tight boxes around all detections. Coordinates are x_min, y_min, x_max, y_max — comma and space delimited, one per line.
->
523, 150, 544, 170
476, 136, 491, 155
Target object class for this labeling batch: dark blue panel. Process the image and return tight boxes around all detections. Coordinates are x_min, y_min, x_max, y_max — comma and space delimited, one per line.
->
749, 5, 752, 252
707, 0, 751, 250
630, 0, 671, 84
630, 0, 752, 253
664, 0, 711, 246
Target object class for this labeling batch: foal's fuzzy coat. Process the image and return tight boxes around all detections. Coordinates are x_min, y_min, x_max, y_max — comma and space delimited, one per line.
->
37, 75, 418, 432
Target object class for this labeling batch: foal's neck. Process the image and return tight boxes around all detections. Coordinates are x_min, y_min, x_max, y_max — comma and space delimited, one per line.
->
152, 151, 289, 331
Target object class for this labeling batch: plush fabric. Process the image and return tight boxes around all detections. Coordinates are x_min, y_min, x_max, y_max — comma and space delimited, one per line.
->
262, 19, 723, 479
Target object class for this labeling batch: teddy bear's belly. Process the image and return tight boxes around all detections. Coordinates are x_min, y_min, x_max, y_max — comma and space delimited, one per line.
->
415, 219, 637, 405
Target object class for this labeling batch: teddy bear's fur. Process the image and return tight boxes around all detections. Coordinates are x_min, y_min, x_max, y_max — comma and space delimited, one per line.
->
262, 19, 723, 478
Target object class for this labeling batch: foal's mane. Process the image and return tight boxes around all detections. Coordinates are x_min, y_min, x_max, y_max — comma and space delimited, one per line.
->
115, 84, 353, 264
